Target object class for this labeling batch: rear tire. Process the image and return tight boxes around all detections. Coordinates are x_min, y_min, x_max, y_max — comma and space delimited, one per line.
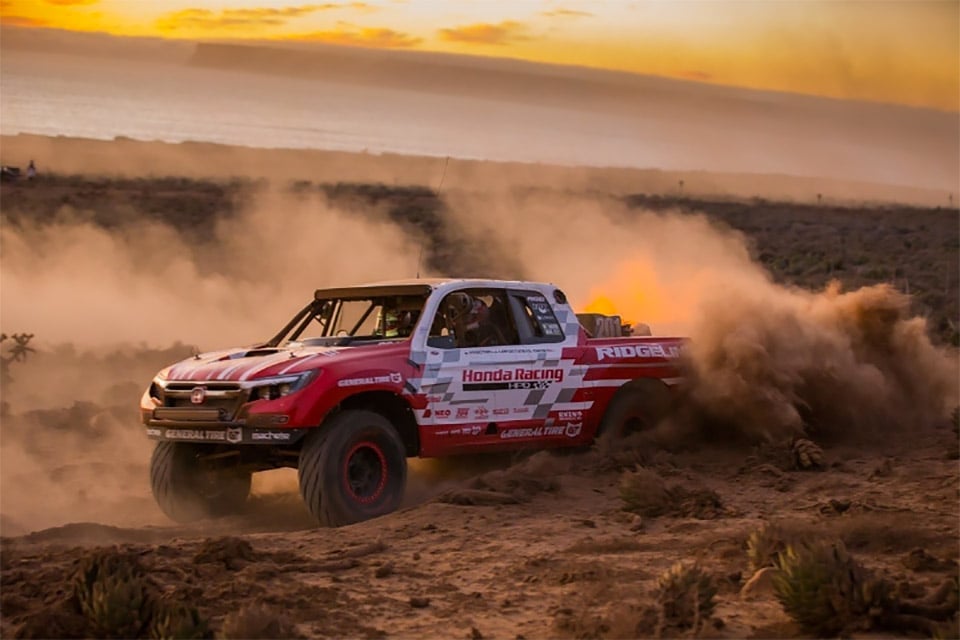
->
597, 379, 674, 441
298, 410, 407, 527
150, 442, 251, 523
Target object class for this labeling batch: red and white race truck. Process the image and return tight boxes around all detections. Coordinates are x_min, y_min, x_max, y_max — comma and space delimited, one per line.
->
142, 279, 685, 526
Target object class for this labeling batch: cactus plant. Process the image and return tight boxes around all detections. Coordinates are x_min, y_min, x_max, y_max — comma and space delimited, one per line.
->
655, 561, 717, 631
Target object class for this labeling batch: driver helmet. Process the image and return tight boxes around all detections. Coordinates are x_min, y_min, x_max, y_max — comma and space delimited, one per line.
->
378, 309, 401, 337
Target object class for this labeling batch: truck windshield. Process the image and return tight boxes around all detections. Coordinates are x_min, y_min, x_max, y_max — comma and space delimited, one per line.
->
276, 294, 427, 346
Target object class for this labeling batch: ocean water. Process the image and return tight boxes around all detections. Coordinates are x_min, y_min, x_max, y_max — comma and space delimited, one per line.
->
1, 50, 957, 191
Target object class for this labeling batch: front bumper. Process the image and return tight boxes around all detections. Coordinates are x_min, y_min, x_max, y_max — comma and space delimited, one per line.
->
143, 377, 310, 445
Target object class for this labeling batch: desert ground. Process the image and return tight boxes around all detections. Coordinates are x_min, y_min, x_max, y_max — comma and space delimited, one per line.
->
0, 136, 958, 638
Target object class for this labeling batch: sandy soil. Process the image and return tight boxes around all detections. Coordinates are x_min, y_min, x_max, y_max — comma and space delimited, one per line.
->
0, 136, 957, 638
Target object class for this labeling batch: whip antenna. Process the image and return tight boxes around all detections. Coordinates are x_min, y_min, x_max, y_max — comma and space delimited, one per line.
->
416, 156, 450, 279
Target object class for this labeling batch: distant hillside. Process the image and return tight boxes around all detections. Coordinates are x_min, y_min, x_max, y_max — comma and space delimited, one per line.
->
186, 41, 726, 110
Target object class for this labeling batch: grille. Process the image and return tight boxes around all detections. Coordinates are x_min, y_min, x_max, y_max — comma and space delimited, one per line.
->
159, 382, 246, 420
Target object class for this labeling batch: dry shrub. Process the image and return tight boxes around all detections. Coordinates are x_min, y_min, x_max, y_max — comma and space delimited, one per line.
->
218, 605, 298, 639
467, 451, 562, 500
619, 467, 725, 519
193, 537, 258, 570
565, 537, 648, 555
619, 467, 670, 517
747, 522, 789, 575
74, 550, 156, 639
30, 547, 214, 640
825, 512, 944, 555
591, 430, 655, 472
774, 539, 958, 637
150, 602, 209, 640
791, 438, 824, 470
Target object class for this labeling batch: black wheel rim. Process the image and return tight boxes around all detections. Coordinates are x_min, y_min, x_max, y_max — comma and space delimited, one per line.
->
343, 441, 387, 504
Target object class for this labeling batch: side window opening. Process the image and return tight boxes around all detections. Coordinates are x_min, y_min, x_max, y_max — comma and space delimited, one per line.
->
512, 293, 565, 344
428, 289, 520, 349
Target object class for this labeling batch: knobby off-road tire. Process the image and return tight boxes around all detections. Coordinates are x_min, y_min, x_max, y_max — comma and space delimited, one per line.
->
150, 442, 252, 523
597, 379, 675, 440
298, 410, 407, 527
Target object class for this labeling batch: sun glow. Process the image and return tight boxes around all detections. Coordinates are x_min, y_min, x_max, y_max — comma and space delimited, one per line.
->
1, 0, 956, 110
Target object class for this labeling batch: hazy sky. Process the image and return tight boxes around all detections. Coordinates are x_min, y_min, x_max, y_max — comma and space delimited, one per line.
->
2, 0, 957, 111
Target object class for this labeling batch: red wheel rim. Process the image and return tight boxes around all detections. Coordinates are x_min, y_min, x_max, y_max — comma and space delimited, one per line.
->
343, 441, 388, 504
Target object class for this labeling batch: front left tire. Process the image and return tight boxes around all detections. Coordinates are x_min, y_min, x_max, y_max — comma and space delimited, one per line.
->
150, 441, 251, 522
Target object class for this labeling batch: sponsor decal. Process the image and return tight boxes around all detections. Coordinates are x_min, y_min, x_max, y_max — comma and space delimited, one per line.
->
456, 408, 470, 419
492, 408, 509, 416
437, 425, 481, 436
462, 368, 564, 391
190, 386, 206, 404
499, 425, 566, 439
473, 407, 489, 419
165, 429, 226, 441
558, 410, 583, 421
226, 427, 242, 444
251, 431, 293, 441
463, 368, 564, 383
146, 427, 162, 438
564, 422, 583, 438
435, 409, 452, 419
596, 344, 681, 361
512, 407, 531, 414
338, 372, 404, 388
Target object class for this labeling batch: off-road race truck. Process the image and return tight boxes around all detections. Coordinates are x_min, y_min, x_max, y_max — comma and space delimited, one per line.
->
142, 279, 685, 526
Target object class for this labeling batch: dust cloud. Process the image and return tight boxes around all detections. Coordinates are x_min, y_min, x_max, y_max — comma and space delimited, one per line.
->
1, 188, 422, 349
445, 190, 959, 443
0, 186, 426, 534
1, 180, 956, 535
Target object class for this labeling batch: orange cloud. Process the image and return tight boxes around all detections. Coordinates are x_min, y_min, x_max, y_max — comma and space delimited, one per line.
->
290, 26, 421, 48
156, 4, 352, 32
541, 8, 592, 19
437, 20, 530, 46
43, 0, 97, 5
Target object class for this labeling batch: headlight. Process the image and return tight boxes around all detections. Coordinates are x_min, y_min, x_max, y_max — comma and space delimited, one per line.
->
243, 370, 318, 402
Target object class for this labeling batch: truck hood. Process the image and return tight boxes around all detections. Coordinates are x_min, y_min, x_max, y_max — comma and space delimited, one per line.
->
161, 342, 397, 383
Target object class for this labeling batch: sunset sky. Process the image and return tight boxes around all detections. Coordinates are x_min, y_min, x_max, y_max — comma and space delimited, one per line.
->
1, 0, 957, 111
